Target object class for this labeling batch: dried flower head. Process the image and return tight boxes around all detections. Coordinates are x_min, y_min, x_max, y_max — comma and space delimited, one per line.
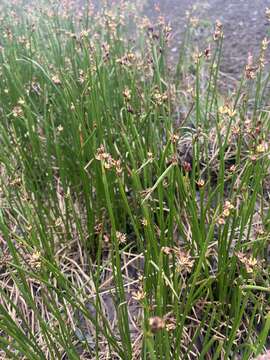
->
218, 217, 225, 225
254, 223, 265, 238
80, 29, 89, 38
153, 90, 168, 105
183, 161, 192, 173
262, 37, 269, 51
218, 105, 228, 114
163, 25, 172, 41
229, 164, 237, 172
190, 17, 199, 28
79, 69, 85, 84
161, 246, 174, 256
232, 125, 240, 135
256, 141, 268, 154
29, 251, 41, 269
213, 20, 223, 40
103, 234, 110, 244
94, 146, 121, 172
221, 201, 234, 218
132, 289, 146, 301
192, 51, 203, 64
170, 132, 180, 144
55, 217, 63, 227
138, 16, 152, 31
10, 177, 22, 186
12, 106, 23, 118
149, 316, 165, 333
218, 104, 236, 117
165, 153, 178, 166
95, 145, 109, 161
236, 252, 258, 273
52, 75, 61, 85
57, 125, 64, 133
147, 152, 154, 162
197, 179, 205, 188
141, 218, 148, 227
245, 53, 258, 80
204, 45, 211, 60
116, 231, 127, 244
223, 208, 230, 217
102, 42, 110, 61
94, 222, 103, 234
225, 201, 234, 210
123, 87, 131, 101
250, 154, 257, 162
18, 98, 25, 105
116, 52, 136, 66
175, 249, 194, 273
164, 313, 176, 332
113, 159, 123, 175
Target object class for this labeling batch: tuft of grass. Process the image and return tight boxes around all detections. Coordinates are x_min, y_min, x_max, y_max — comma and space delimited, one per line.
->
0, 1, 270, 359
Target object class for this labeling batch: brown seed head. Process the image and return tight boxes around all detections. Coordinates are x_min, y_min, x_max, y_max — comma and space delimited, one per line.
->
213, 20, 223, 40
132, 289, 146, 301
161, 246, 174, 256
149, 316, 165, 333
12, 106, 23, 118
116, 231, 127, 244
204, 45, 211, 59
183, 161, 192, 173
28, 251, 41, 270
197, 179, 205, 188
123, 87, 131, 101
236, 252, 258, 273
52, 75, 61, 85
245, 53, 258, 80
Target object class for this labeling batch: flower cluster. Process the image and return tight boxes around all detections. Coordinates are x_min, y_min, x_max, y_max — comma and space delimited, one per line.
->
235, 252, 258, 274
152, 89, 168, 106
245, 53, 258, 80
26, 250, 42, 270
213, 20, 223, 41
12, 105, 23, 118
162, 246, 194, 273
95, 145, 122, 174
116, 231, 127, 244
218, 104, 236, 117
148, 313, 176, 333
259, 38, 269, 68
218, 201, 234, 225
116, 52, 136, 66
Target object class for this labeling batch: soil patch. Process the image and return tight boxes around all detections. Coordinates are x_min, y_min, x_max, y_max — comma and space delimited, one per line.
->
145, 0, 270, 82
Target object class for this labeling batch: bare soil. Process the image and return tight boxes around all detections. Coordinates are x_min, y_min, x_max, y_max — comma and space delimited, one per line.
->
145, 0, 270, 81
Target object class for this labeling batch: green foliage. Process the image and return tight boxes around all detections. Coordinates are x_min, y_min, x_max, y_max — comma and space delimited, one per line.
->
0, 1, 269, 359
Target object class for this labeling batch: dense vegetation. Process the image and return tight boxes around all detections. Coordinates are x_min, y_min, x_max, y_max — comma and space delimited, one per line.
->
0, 1, 270, 359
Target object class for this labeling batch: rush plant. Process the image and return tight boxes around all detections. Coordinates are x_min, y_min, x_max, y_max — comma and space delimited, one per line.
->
0, 1, 269, 359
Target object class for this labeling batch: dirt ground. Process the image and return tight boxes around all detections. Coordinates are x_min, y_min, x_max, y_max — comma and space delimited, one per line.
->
145, 0, 270, 81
